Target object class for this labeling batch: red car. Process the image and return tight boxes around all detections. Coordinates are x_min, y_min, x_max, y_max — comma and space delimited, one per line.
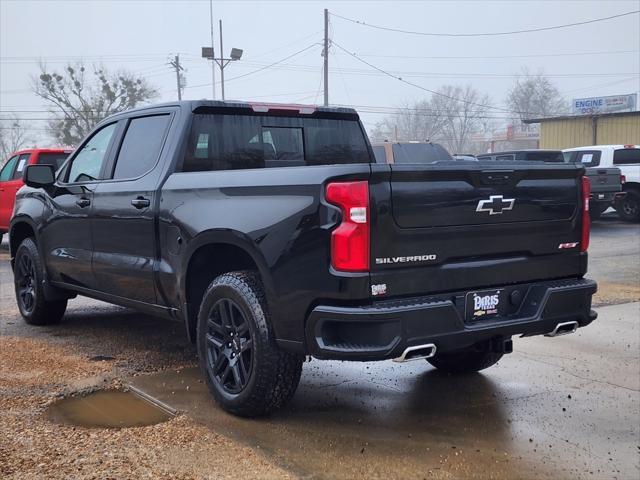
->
0, 148, 71, 243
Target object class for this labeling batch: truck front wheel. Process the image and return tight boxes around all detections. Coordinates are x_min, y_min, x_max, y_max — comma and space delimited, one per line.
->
14, 237, 67, 325
196, 271, 303, 417
427, 342, 503, 374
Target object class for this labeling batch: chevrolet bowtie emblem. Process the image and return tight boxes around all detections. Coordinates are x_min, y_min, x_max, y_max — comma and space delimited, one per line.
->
476, 195, 515, 215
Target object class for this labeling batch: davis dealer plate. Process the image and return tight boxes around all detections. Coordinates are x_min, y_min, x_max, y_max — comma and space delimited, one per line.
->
465, 289, 505, 321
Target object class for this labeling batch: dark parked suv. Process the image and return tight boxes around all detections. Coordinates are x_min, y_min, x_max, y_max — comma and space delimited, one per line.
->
11, 101, 597, 416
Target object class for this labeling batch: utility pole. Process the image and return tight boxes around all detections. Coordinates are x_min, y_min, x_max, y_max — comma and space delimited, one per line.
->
323, 8, 329, 106
209, 0, 216, 100
168, 54, 184, 101
219, 19, 226, 101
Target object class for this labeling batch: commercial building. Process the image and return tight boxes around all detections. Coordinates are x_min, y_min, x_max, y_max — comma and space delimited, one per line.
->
523, 111, 640, 149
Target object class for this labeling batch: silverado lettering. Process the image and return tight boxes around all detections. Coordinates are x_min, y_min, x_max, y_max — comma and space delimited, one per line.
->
375, 255, 437, 264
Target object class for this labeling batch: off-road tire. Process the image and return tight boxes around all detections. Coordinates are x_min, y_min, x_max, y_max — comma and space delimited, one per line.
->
196, 270, 303, 417
617, 190, 640, 222
427, 343, 503, 374
14, 237, 67, 325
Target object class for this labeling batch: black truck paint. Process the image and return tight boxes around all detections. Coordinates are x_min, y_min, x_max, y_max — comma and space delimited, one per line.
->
10, 101, 597, 416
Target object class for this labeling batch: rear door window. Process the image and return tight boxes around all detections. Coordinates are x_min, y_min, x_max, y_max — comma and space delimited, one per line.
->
111, 115, 171, 180
183, 113, 370, 172
11, 153, 31, 180
573, 151, 601, 167
613, 148, 640, 165
495, 155, 514, 161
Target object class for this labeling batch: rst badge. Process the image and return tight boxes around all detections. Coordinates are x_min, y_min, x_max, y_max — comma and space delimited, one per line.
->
465, 289, 505, 321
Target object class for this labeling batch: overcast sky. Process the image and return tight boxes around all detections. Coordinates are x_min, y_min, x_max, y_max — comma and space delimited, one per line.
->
1, 0, 639, 143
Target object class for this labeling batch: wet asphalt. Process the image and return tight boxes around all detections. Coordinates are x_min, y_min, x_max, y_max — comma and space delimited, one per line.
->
1, 214, 639, 479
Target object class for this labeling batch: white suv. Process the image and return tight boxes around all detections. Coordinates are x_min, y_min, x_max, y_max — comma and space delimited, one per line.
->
563, 145, 640, 222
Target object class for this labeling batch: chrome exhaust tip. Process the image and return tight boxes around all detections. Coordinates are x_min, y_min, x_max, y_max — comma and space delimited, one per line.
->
393, 343, 437, 362
545, 321, 579, 337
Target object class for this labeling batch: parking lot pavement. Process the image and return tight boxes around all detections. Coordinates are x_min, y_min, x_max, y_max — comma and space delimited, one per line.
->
1, 217, 639, 479
132, 301, 640, 480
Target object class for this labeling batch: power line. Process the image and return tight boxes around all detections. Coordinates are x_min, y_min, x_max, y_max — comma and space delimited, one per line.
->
330, 10, 640, 37
333, 49, 640, 60
332, 41, 530, 116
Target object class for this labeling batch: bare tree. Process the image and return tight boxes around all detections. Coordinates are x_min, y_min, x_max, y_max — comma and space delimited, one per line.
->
0, 116, 32, 162
370, 100, 448, 143
506, 69, 568, 121
33, 63, 159, 146
369, 85, 492, 154
430, 85, 493, 154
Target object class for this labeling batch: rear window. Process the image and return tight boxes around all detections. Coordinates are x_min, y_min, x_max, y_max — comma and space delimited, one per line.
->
182, 113, 370, 172
613, 148, 640, 165
390, 143, 452, 164
37, 152, 69, 170
522, 151, 564, 162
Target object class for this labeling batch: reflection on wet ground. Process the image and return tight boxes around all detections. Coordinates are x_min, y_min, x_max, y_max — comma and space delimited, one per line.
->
48, 389, 173, 428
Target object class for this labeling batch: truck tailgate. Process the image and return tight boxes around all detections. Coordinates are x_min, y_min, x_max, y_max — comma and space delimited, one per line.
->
369, 162, 587, 297
585, 167, 622, 194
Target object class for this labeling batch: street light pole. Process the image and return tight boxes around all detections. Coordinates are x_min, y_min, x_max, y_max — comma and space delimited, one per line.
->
202, 19, 242, 102
209, 0, 216, 100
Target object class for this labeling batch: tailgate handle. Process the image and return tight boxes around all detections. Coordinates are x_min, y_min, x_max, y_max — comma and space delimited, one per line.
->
481, 172, 512, 185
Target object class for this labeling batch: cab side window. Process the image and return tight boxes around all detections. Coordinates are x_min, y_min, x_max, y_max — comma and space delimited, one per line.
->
67, 123, 117, 183
0, 155, 19, 181
12, 153, 31, 180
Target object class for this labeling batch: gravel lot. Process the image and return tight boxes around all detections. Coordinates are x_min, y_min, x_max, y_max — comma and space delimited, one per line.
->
1, 215, 638, 479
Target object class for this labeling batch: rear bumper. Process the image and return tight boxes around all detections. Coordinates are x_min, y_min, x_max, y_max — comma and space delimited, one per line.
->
591, 191, 626, 204
306, 278, 597, 361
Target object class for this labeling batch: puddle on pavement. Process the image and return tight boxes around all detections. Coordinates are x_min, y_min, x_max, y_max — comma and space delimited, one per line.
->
47, 389, 173, 428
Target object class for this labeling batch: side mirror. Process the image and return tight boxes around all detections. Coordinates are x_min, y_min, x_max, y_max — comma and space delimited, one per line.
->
24, 164, 56, 188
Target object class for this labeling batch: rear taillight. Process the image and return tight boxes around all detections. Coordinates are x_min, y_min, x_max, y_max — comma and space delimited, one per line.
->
581, 176, 591, 252
325, 181, 370, 272
621, 174, 626, 184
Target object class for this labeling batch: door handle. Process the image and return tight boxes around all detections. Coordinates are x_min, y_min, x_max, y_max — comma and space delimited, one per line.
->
131, 196, 151, 209
76, 197, 91, 208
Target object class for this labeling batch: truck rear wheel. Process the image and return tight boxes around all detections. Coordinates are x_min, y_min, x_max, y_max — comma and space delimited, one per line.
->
617, 190, 640, 222
14, 237, 67, 325
196, 271, 303, 417
427, 342, 503, 374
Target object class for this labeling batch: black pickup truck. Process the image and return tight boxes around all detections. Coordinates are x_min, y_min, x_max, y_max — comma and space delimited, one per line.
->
11, 101, 597, 416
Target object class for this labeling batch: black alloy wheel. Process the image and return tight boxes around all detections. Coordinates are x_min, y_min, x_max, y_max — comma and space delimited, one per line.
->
205, 298, 253, 394
16, 251, 37, 314
13, 237, 67, 325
